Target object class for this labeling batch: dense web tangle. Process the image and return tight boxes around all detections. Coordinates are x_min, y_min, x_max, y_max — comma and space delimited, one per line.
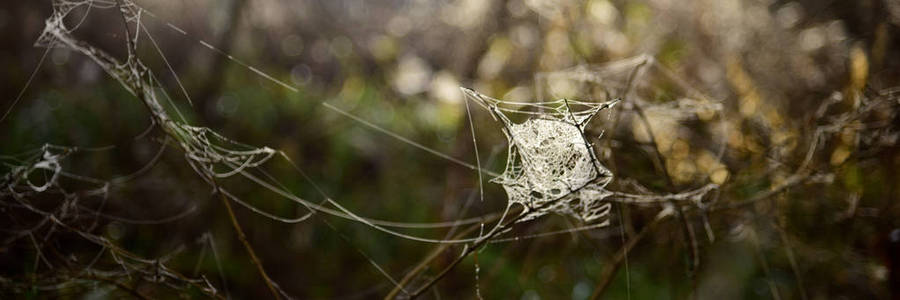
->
462, 88, 617, 223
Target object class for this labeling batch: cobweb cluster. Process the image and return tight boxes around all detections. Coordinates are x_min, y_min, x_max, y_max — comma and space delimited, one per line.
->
462, 88, 616, 223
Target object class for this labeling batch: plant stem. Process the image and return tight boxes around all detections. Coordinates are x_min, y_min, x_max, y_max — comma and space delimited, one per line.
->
217, 186, 283, 300
590, 213, 669, 300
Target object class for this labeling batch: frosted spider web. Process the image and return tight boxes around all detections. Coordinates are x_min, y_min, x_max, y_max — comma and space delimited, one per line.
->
1, 0, 732, 298
462, 88, 617, 223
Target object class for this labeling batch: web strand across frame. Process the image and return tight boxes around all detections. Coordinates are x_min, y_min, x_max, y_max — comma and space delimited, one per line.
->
29, 0, 520, 243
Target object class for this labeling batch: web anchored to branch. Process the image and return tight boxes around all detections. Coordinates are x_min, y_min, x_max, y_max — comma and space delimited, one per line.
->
462, 88, 617, 224
0, 0, 753, 298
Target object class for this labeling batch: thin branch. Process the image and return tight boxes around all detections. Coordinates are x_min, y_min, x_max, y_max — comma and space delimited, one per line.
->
712, 172, 816, 211
81, 273, 151, 300
385, 207, 512, 299
626, 57, 701, 275
215, 184, 283, 300
590, 211, 670, 300
774, 217, 808, 300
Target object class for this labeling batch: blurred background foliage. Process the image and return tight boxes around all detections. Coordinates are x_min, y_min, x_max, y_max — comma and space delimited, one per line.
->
1, 0, 899, 299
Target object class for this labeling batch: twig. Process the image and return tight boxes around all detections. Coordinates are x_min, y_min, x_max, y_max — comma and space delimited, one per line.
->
774, 218, 808, 300
81, 273, 151, 300
627, 60, 701, 275
24, 210, 226, 299
215, 184, 283, 300
405, 200, 562, 298
590, 211, 670, 300
384, 214, 502, 299
712, 173, 814, 211
749, 226, 782, 300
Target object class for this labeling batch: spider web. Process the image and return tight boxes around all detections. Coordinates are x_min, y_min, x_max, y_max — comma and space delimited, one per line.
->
461, 88, 617, 223
1, 0, 733, 297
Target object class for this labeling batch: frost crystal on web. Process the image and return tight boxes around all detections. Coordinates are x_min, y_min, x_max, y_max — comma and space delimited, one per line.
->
462, 88, 616, 224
